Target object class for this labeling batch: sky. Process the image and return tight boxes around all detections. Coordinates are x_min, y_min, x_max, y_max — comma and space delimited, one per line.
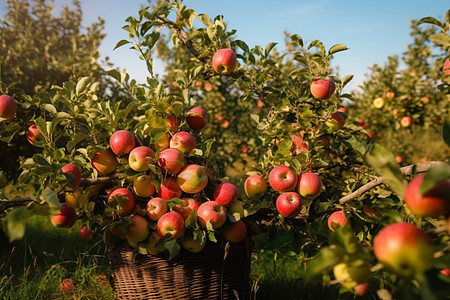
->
1, 1, 449, 92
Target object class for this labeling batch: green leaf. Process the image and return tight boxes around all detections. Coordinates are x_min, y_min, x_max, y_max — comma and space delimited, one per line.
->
342, 75, 354, 88
163, 240, 180, 260
105, 69, 122, 82
328, 43, 348, 55
430, 33, 450, 48
5, 207, 30, 242
235, 40, 249, 53
290, 34, 303, 47
264, 42, 278, 57
305, 245, 344, 282
41, 103, 57, 114
420, 163, 450, 195
67, 132, 90, 152
366, 143, 407, 198
417, 16, 444, 29
76, 77, 90, 96
32, 153, 49, 166
443, 121, 450, 147
341, 135, 365, 156
114, 39, 131, 50
34, 116, 48, 139
42, 187, 61, 208
197, 13, 213, 26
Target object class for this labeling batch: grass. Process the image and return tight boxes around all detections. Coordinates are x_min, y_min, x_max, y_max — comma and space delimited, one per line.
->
0, 216, 342, 300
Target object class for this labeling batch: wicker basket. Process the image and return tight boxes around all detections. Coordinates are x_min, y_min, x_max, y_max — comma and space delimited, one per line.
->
109, 241, 251, 300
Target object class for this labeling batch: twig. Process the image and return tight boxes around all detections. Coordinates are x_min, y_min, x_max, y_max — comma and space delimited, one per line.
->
339, 161, 446, 205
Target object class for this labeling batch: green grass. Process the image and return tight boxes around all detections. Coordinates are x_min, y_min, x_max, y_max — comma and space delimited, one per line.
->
0, 217, 342, 300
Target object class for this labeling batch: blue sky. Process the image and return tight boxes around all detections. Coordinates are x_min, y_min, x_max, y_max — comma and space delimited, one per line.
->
1, 1, 449, 91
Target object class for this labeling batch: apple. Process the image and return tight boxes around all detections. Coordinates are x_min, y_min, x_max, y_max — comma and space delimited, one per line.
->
269, 165, 298, 192
223, 219, 247, 243
213, 182, 239, 206
170, 131, 197, 154
276, 192, 302, 218
61, 163, 82, 188
79, 227, 93, 240
181, 235, 206, 253
146, 231, 162, 255
404, 174, 450, 217
325, 112, 345, 132
65, 189, 81, 208
128, 146, 155, 172
154, 133, 170, 151
172, 197, 199, 219
244, 174, 268, 199
157, 211, 185, 240
373, 97, 384, 108
27, 124, 44, 145
126, 215, 150, 242
212, 48, 237, 75
422, 96, 430, 104
108, 188, 135, 215
385, 91, 395, 100
392, 108, 398, 116
159, 176, 182, 200
177, 164, 208, 194
333, 262, 372, 289
444, 59, 450, 75
0, 95, 18, 119
186, 107, 208, 131
354, 282, 370, 296
296, 172, 322, 200
197, 201, 227, 229
400, 116, 412, 127
132, 174, 156, 198
310, 76, 336, 100
228, 200, 245, 220
157, 148, 185, 174
337, 106, 347, 113
328, 211, 349, 231
373, 222, 434, 277
290, 133, 308, 154
91, 149, 118, 175
59, 278, 75, 293
395, 156, 403, 163
146, 197, 168, 221
440, 269, 450, 277
109, 130, 135, 156
166, 115, 180, 132
51, 203, 77, 228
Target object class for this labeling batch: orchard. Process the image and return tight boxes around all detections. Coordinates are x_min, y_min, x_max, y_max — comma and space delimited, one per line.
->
0, 1, 449, 299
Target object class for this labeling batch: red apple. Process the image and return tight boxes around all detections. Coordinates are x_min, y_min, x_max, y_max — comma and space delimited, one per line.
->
132, 174, 156, 198
109, 130, 135, 156
157, 211, 185, 240
212, 48, 237, 75
395, 156, 403, 163
172, 197, 199, 219
213, 182, 239, 206
146, 197, 168, 221
269, 165, 298, 192
197, 201, 227, 229
404, 175, 450, 217
128, 146, 155, 172
79, 227, 93, 240
91, 149, 118, 175
244, 174, 268, 199
51, 203, 77, 228
440, 269, 450, 277
166, 115, 180, 132
310, 76, 336, 100
290, 133, 308, 154
186, 107, 208, 131
354, 282, 370, 296
157, 148, 185, 174
327, 211, 349, 231
159, 176, 182, 200
170, 131, 197, 154
400, 116, 412, 127
126, 215, 150, 242
26, 124, 45, 145
325, 112, 345, 132
296, 172, 322, 200
223, 219, 247, 243
0, 95, 18, 119
373, 222, 434, 277
177, 164, 208, 194
276, 192, 302, 218
59, 278, 75, 293
444, 59, 450, 75
108, 188, 135, 215
61, 163, 82, 188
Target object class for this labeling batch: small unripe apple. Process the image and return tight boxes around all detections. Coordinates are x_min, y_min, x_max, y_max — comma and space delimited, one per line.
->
333, 262, 372, 289
212, 48, 237, 75
310, 76, 336, 100
373, 97, 384, 108
404, 175, 450, 217
373, 222, 434, 277
0, 95, 18, 119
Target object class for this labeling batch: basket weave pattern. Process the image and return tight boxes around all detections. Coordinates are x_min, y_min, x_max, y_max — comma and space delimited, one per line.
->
109, 241, 251, 300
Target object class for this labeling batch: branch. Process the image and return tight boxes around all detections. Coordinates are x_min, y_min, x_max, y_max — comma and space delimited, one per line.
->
339, 161, 446, 205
